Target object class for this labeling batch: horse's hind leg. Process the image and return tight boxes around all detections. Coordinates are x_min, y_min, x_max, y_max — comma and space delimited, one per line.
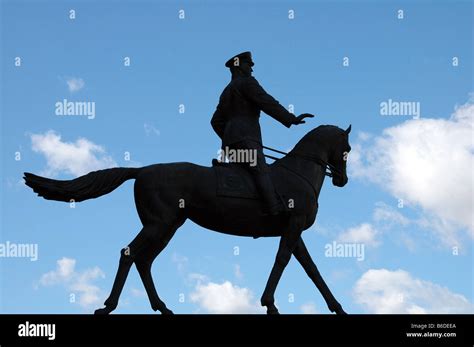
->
94, 226, 154, 315
135, 253, 171, 314
135, 220, 184, 314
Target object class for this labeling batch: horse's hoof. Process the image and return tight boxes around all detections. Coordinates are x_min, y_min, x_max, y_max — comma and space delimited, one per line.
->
94, 307, 112, 315
162, 308, 174, 315
267, 307, 280, 315
331, 304, 347, 315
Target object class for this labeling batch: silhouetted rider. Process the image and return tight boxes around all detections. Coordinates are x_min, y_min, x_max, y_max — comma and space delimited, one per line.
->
211, 51, 314, 215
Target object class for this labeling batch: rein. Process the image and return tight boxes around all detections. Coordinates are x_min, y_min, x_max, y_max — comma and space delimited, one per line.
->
263, 145, 340, 178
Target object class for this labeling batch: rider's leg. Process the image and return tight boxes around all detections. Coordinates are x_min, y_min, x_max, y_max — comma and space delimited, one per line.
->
243, 141, 281, 215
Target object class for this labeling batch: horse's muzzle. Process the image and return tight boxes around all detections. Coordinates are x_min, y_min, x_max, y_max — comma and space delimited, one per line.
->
332, 174, 348, 187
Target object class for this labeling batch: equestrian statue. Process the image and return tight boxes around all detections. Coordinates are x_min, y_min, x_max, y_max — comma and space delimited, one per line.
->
24, 51, 352, 315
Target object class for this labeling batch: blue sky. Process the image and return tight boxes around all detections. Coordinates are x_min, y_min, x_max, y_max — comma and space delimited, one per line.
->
1, 0, 472, 314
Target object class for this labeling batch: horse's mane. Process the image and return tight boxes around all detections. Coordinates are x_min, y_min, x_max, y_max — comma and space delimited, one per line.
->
269, 125, 341, 165
291, 125, 342, 152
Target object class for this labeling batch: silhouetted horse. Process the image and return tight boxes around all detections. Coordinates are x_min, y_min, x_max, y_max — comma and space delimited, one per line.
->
24, 124, 351, 315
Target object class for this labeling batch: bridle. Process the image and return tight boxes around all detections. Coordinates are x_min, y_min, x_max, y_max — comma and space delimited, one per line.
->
263, 145, 342, 178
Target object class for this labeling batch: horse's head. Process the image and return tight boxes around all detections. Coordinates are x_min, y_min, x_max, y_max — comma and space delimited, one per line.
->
288, 124, 352, 187
327, 125, 351, 187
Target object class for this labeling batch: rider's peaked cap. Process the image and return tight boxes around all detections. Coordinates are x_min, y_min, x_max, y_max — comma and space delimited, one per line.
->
225, 51, 254, 68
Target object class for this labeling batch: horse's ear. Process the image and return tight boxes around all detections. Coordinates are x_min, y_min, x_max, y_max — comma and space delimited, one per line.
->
345, 124, 352, 135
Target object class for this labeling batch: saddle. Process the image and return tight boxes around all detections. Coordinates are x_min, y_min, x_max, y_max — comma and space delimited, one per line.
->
212, 159, 260, 199
211, 159, 318, 215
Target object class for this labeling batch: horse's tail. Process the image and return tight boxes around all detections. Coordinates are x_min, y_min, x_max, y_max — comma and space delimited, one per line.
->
23, 167, 141, 203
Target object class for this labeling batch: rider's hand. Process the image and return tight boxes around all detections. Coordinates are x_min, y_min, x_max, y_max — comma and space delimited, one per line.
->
293, 113, 315, 125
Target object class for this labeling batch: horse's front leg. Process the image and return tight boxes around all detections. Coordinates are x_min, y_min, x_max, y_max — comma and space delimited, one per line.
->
293, 237, 346, 314
260, 223, 302, 314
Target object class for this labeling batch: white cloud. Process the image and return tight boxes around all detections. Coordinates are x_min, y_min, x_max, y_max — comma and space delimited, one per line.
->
188, 272, 209, 283
144, 123, 160, 136
189, 280, 264, 314
31, 130, 117, 177
300, 302, 318, 314
350, 98, 474, 245
336, 202, 413, 250
39, 257, 105, 309
338, 223, 380, 247
357, 131, 372, 142
353, 269, 474, 314
171, 252, 188, 274
66, 77, 85, 93
373, 202, 410, 227
40, 257, 76, 284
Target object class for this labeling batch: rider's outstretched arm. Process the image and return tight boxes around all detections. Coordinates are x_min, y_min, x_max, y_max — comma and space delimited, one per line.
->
241, 77, 298, 128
